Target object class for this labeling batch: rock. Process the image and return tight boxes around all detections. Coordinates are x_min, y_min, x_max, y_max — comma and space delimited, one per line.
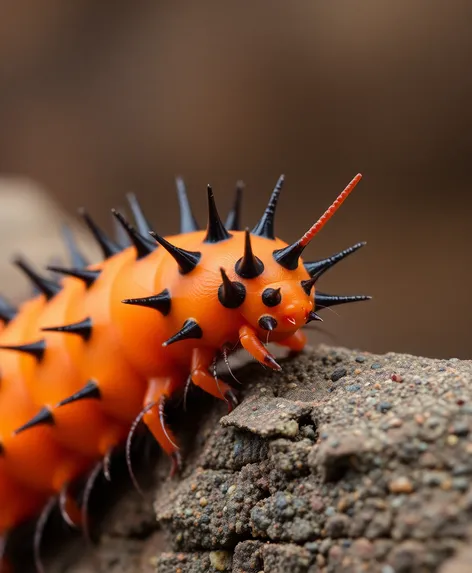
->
232, 541, 263, 573
325, 514, 351, 538
330, 367, 347, 382
261, 543, 313, 573
29, 346, 472, 573
220, 396, 312, 438
388, 477, 414, 494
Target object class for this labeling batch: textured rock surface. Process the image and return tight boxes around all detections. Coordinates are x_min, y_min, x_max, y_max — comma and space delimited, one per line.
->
38, 345, 472, 572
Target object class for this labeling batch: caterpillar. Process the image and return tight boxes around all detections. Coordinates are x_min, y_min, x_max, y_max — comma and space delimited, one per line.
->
0, 173, 370, 571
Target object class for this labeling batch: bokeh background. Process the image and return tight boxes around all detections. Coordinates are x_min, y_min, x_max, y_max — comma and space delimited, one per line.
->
0, 0, 470, 359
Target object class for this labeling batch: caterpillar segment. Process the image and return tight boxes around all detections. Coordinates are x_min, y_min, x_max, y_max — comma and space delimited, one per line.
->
0, 297, 91, 518
0, 173, 370, 563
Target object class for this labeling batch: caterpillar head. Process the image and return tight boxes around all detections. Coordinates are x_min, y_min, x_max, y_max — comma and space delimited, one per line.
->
117, 173, 370, 370
219, 230, 314, 341
241, 277, 315, 340
225, 172, 366, 342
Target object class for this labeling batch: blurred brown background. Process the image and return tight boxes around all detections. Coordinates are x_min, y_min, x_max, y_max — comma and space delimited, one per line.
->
0, 0, 470, 359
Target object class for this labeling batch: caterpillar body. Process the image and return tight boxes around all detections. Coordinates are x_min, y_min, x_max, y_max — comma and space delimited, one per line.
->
0, 173, 370, 570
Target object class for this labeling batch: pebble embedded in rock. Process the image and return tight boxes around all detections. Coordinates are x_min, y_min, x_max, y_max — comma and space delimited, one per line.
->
377, 402, 393, 413
346, 384, 361, 392
209, 550, 231, 571
325, 514, 351, 538
451, 477, 469, 491
352, 538, 374, 559
331, 367, 347, 382
446, 435, 459, 446
388, 477, 414, 494
449, 421, 469, 437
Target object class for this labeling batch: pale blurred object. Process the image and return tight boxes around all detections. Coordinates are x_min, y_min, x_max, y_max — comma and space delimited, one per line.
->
0, 177, 97, 302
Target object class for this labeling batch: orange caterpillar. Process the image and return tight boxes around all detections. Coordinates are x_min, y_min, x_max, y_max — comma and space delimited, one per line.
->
0, 173, 370, 570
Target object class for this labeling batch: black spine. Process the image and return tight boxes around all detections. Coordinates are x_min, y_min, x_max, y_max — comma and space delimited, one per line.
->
57, 381, 101, 407
225, 181, 244, 231
61, 224, 88, 268
175, 177, 200, 233
235, 229, 264, 279
149, 231, 201, 274
14, 407, 54, 434
42, 317, 93, 342
0, 339, 46, 361
304, 242, 366, 278
126, 193, 153, 235
111, 210, 155, 260
0, 295, 17, 323
272, 241, 304, 271
204, 185, 232, 243
306, 311, 323, 323
252, 174, 284, 239
261, 287, 281, 307
315, 292, 372, 309
47, 266, 100, 289
258, 315, 277, 331
14, 257, 60, 300
163, 319, 203, 346
79, 208, 121, 259
122, 289, 171, 316
218, 268, 246, 308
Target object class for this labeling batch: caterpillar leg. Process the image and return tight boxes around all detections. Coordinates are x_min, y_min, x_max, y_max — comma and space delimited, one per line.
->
34, 496, 57, 573
81, 460, 105, 544
142, 377, 180, 461
275, 330, 307, 352
238, 325, 282, 371
126, 377, 182, 488
59, 483, 82, 528
0, 536, 8, 573
190, 348, 238, 411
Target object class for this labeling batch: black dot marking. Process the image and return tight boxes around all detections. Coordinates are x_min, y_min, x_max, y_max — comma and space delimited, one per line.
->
258, 315, 277, 331
262, 287, 281, 307
218, 280, 246, 309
